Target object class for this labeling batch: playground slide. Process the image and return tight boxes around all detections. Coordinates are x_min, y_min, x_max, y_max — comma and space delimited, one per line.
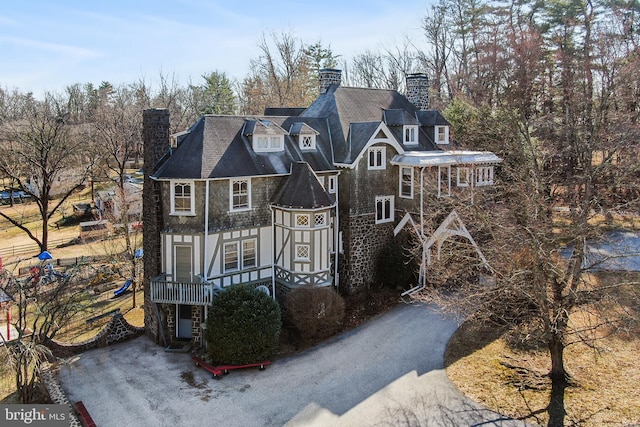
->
113, 280, 132, 297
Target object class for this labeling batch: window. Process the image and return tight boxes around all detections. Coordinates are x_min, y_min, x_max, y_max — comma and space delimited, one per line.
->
230, 179, 250, 211
242, 240, 256, 268
400, 167, 413, 198
314, 213, 326, 226
375, 196, 394, 224
435, 126, 449, 144
328, 176, 337, 193
300, 135, 316, 150
171, 181, 194, 215
295, 244, 310, 261
457, 167, 471, 187
368, 147, 385, 170
475, 166, 494, 186
254, 135, 284, 152
295, 214, 310, 227
404, 126, 418, 145
223, 242, 239, 272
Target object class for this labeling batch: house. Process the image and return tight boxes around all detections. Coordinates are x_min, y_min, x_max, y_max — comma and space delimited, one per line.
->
94, 181, 143, 224
142, 70, 501, 345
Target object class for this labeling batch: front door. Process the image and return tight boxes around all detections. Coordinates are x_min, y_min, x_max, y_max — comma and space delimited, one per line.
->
177, 304, 192, 339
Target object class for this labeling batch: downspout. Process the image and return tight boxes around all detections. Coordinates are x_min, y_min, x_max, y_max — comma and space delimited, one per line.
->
402, 167, 427, 297
204, 180, 210, 282
334, 174, 339, 289
203, 180, 210, 329
271, 206, 276, 299
420, 167, 426, 288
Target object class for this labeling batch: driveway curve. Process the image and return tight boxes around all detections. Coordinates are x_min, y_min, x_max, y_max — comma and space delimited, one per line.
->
58, 302, 526, 426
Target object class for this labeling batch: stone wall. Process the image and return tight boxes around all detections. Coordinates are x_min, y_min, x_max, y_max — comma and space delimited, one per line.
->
41, 370, 82, 427
339, 213, 395, 294
406, 73, 430, 111
45, 313, 145, 357
143, 108, 170, 343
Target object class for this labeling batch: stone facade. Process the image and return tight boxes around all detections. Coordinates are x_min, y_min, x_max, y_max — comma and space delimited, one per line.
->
319, 68, 342, 93
191, 305, 202, 343
143, 108, 170, 343
339, 213, 395, 293
406, 73, 430, 111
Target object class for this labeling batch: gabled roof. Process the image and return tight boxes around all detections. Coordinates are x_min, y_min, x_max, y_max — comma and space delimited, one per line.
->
271, 162, 334, 209
153, 115, 335, 180
383, 109, 420, 126
300, 85, 443, 164
289, 122, 319, 136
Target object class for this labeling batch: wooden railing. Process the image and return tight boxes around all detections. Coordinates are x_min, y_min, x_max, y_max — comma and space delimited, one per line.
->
150, 278, 220, 305
150, 266, 273, 305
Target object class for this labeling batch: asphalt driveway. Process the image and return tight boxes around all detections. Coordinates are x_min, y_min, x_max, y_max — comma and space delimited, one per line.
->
58, 302, 527, 426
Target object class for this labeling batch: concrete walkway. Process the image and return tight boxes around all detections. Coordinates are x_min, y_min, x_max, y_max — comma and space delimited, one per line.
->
58, 302, 527, 426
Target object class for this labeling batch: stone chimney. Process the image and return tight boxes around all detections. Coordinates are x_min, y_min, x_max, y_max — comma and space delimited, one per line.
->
319, 68, 342, 94
406, 73, 430, 110
142, 108, 169, 344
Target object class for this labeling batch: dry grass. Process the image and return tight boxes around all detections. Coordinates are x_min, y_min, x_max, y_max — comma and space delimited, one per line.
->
446, 319, 640, 426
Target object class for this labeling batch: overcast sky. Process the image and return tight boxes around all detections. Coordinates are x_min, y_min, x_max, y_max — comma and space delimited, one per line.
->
0, 0, 431, 97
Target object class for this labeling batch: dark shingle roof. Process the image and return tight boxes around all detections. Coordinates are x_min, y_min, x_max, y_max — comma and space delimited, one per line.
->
301, 85, 443, 164
153, 115, 335, 180
383, 109, 420, 126
271, 162, 334, 209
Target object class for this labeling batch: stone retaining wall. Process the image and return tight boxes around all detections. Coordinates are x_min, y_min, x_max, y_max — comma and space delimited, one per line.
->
45, 313, 145, 357
41, 370, 82, 427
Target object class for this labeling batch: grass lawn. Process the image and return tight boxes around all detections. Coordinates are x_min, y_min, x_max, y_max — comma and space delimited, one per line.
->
445, 273, 640, 426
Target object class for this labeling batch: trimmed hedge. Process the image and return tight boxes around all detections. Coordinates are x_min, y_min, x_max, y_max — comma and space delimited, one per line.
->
205, 285, 281, 365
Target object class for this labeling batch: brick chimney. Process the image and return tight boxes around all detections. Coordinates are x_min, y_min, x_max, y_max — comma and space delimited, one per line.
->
406, 73, 430, 110
142, 108, 169, 344
319, 68, 342, 94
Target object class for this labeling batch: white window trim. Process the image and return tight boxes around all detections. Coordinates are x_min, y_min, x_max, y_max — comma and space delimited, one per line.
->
242, 239, 257, 269
299, 134, 316, 150
368, 147, 386, 170
254, 134, 284, 152
457, 167, 471, 187
435, 126, 450, 145
475, 166, 494, 186
295, 244, 310, 261
230, 178, 251, 212
375, 195, 395, 224
328, 176, 337, 194
403, 125, 419, 145
170, 180, 195, 216
223, 241, 239, 273
295, 213, 311, 228
314, 212, 327, 227
399, 167, 413, 199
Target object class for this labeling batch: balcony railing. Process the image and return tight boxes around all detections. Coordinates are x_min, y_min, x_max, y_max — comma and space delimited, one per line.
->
150, 266, 273, 305
150, 277, 220, 305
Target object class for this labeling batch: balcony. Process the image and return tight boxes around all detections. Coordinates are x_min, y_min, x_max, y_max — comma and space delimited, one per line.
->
150, 276, 220, 305
150, 266, 273, 305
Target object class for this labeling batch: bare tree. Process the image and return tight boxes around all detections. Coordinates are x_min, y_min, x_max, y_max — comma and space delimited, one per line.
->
0, 92, 94, 252
0, 264, 87, 403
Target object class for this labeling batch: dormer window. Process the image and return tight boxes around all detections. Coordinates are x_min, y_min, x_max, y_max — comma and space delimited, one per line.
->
435, 126, 449, 144
254, 135, 284, 152
404, 126, 418, 145
300, 134, 316, 150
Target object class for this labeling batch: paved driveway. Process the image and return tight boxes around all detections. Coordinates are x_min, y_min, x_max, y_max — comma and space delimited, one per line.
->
58, 302, 526, 426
